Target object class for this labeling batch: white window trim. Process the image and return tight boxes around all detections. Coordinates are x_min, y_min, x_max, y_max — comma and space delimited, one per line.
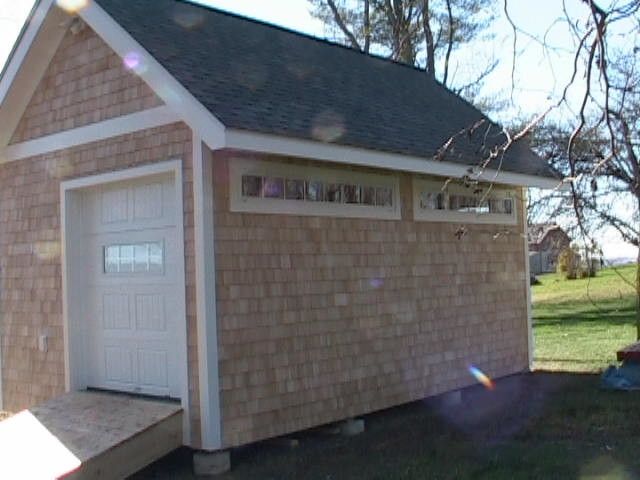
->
413, 177, 518, 225
230, 157, 401, 220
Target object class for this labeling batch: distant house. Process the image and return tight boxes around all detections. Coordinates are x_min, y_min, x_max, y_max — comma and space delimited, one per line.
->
528, 223, 571, 274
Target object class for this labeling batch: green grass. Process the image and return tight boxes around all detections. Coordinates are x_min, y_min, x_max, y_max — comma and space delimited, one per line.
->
533, 264, 638, 372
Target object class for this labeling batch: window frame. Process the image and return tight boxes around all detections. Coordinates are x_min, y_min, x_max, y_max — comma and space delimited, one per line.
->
412, 177, 518, 225
103, 240, 165, 275
229, 157, 401, 220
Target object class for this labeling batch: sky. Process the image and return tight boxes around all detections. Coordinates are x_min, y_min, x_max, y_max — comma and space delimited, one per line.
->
0, 0, 637, 260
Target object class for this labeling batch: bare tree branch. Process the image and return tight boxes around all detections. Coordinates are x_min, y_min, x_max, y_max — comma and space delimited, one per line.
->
326, 0, 363, 51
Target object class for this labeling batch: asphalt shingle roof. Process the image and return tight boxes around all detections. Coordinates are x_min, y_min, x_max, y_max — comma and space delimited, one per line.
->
95, 0, 557, 179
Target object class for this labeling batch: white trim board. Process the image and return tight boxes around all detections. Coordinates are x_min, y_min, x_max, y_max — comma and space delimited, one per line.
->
522, 189, 534, 370
193, 138, 222, 450
77, 1, 226, 150
412, 177, 518, 225
0, 0, 67, 149
229, 157, 401, 220
3, 106, 180, 162
0, 0, 54, 105
60, 159, 192, 446
224, 130, 563, 190
0, 304, 3, 409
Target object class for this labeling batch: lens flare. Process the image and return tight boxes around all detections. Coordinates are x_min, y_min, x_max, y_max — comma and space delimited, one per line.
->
123, 52, 141, 70
56, 0, 88, 13
468, 365, 495, 390
311, 109, 346, 143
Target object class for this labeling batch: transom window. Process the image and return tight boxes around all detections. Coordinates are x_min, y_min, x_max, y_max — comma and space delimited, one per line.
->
104, 241, 164, 274
241, 174, 394, 208
230, 158, 400, 220
413, 178, 517, 225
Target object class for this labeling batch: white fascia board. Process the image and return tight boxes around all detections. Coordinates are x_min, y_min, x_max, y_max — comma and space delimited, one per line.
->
0, 0, 54, 105
0, 0, 67, 148
3, 106, 180, 162
224, 129, 563, 190
78, 2, 226, 149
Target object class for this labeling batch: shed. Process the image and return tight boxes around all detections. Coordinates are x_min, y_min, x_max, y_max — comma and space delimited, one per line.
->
0, 0, 559, 453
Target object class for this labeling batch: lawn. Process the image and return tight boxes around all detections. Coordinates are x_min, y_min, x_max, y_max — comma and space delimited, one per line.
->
533, 264, 638, 372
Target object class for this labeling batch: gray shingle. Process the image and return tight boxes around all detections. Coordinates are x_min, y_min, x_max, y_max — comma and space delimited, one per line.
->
95, 0, 557, 179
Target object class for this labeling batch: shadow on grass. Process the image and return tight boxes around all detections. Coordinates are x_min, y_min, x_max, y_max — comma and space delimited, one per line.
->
133, 372, 640, 480
534, 357, 613, 365
534, 300, 636, 327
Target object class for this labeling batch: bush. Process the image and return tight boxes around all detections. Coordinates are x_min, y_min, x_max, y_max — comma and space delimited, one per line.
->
557, 247, 580, 280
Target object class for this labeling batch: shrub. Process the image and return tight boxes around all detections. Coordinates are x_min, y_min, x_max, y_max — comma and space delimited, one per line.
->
557, 247, 580, 280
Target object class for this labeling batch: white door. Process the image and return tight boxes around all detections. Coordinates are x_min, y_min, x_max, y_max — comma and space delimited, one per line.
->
81, 173, 182, 398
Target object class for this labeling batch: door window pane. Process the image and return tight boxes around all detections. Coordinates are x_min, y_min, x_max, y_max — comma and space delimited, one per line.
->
104, 242, 164, 274
148, 242, 164, 273
104, 246, 119, 273
119, 245, 134, 272
133, 244, 149, 272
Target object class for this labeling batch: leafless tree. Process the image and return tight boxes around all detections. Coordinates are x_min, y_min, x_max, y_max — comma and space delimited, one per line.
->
310, 0, 497, 96
503, 0, 640, 337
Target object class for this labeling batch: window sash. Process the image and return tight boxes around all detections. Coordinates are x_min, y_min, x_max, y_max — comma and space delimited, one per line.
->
230, 158, 401, 220
413, 178, 517, 225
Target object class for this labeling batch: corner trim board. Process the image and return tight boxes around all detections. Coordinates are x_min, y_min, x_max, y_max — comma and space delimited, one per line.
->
522, 189, 534, 369
3, 106, 180, 162
192, 135, 222, 450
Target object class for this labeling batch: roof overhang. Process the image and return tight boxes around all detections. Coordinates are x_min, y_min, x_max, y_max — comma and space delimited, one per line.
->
224, 129, 564, 189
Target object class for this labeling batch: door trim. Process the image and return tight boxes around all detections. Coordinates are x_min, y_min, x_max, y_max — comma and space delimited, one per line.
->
60, 160, 191, 445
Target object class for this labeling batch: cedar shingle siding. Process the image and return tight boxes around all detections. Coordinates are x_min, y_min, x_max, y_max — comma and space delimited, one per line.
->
10, 28, 162, 145
212, 152, 528, 447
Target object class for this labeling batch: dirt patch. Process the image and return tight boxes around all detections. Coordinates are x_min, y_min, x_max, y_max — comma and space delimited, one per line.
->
0, 412, 11, 421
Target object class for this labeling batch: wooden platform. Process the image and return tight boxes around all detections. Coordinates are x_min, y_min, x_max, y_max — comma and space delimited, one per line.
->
0, 391, 182, 479
617, 341, 640, 362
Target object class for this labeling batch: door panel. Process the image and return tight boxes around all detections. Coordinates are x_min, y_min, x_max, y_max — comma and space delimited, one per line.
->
81, 173, 182, 398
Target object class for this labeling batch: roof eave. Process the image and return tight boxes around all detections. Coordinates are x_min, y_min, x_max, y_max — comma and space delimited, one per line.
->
224, 129, 564, 189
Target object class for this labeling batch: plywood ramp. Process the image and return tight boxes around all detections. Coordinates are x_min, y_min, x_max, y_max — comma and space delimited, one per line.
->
0, 391, 182, 479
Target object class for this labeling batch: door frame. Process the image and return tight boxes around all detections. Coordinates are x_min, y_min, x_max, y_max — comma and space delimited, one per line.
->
60, 159, 191, 444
